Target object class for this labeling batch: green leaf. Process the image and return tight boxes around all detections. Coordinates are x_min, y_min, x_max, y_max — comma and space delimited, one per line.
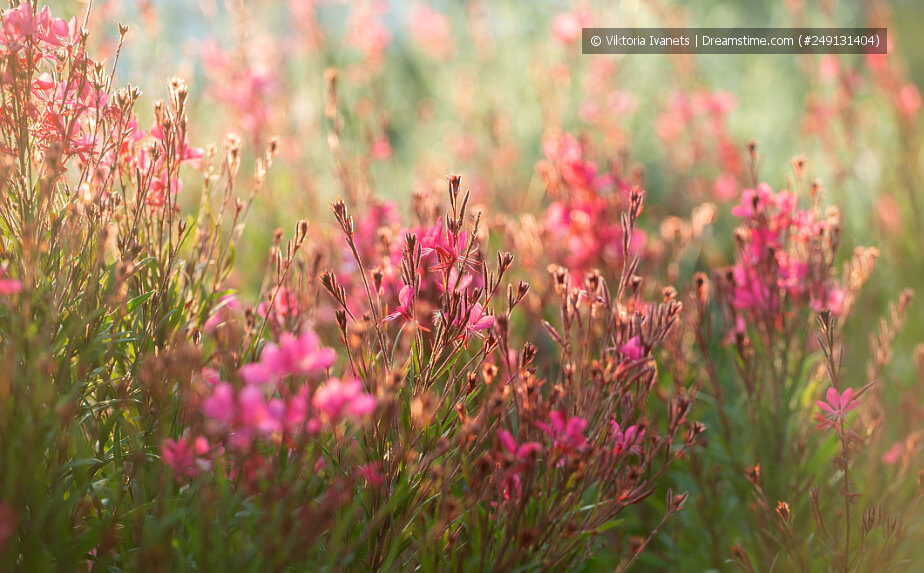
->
126, 291, 155, 313
595, 518, 624, 533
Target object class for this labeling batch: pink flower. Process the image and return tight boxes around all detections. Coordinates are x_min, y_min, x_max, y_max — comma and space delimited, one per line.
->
201, 368, 221, 387
149, 124, 204, 167
731, 183, 775, 219
810, 286, 845, 316
898, 83, 922, 118
814, 387, 859, 432
313, 378, 376, 422
161, 436, 210, 478
200, 40, 278, 139
819, 55, 840, 81
257, 286, 299, 325
619, 336, 644, 361
346, 2, 391, 63
497, 430, 543, 460
204, 294, 241, 332
0, 276, 21, 295
882, 441, 903, 465
419, 219, 472, 271
1, 4, 71, 48
408, 3, 453, 59
284, 386, 312, 431
146, 172, 182, 209
384, 284, 415, 323
537, 411, 587, 452
437, 266, 474, 295
714, 173, 738, 201
237, 386, 282, 435
552, 11, 590, 45
202, 382, 235, 428
239, 330, 336, 386
202, 379, 318, 446
464, 303, 494, 331
543, 131, 611, 191
730, 264, 773, 313
610, 421, 645, 456
357, 462, 384, 487
453, 301, 493, 347
370, 136, 392, 159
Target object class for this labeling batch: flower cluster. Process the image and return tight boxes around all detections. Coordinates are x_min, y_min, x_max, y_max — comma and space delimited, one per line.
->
721, 181, 845, 335
539, 130, 644, 278
189, 330, 373, 455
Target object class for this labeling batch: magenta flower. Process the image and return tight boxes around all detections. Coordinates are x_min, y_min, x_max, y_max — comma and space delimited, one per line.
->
497, 430, 543, 460
610, 421, 645, 457
202, 382, 235, 428
437, 266, 474, 295
465, 303, 495, 331
202, 381, 312, 448
453, 301, 493, 347
203, 294, 241, 332
810, 286, 845, 316
0, 277, 21, 295
731, 183, 775, 219
357, 463, 384, 487
257, 286, 299, 325
814, 386, 859, 432
200, 367, 221, 387
0, 266, 22, 295
237, 386, 283, 435
730, 264, 773, 313
537, 411, 587, 452
284, 386, 311, 432
419, 219, 472, 271
0, 4, 71, 48
384, 284, 415, 323
161, 436, 210, 478
313, 378, 376, 422
619, 336, 644, 361
543, 130, 611, 191
239, 330, 335, 386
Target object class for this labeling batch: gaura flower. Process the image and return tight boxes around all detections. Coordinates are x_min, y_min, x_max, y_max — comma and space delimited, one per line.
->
537, 410, 587, 452
497, 430, 543, 460
312, 378, 376, 422
384, 284, 415, 323
813, 386, 858, 432
610, 421, 645, 456
161, 435, 210, 478
619, 336, 644, 361
239, 330, 336, 386
452, 301, 493, 347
